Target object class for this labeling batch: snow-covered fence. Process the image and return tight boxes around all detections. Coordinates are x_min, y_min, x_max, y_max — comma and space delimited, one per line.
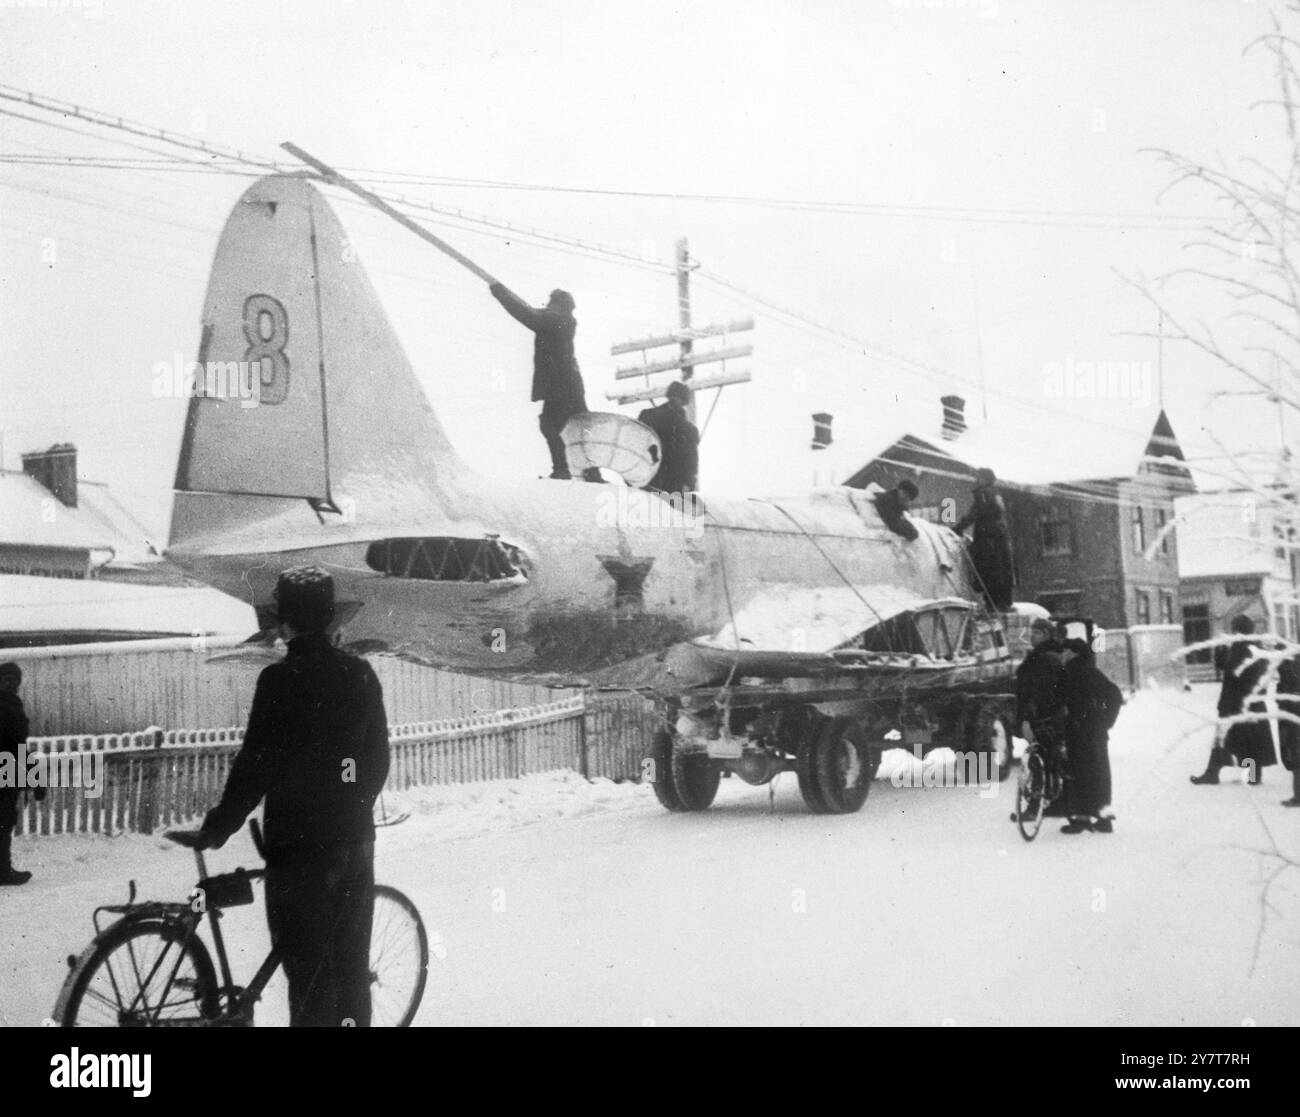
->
583, 691, 661, 780
12, 692, 655, 836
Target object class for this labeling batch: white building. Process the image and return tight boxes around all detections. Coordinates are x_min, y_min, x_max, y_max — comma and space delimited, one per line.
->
1175, 484, 1300, 676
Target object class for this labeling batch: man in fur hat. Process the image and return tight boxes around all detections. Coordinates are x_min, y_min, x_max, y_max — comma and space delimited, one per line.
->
192, 566, 390, 1026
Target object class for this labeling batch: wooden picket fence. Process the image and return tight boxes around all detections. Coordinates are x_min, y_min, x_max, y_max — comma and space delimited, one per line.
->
13, 692, 659, 837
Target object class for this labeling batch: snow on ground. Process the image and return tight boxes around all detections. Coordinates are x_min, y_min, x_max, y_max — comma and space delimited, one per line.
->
2, 684, 1298, 1026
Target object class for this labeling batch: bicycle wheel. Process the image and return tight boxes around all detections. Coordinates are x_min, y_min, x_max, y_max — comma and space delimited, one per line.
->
55, 919, 219, 1027
370, 885, 428, 1027
1016, 751, 1047, 842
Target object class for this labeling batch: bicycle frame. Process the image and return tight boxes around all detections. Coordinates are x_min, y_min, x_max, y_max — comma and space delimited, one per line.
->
89, 847, 282, 1027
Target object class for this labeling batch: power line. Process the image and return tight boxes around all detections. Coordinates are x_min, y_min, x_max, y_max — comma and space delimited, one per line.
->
0, 82, 1255, 458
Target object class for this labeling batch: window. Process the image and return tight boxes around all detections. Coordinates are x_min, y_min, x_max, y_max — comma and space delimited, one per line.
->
1224, 578, 1260, 598
1135, 588, 1151, 626
1131, 505, 1145, 554
1039, 505, 1075, 557
1183, 603, 1211, 664
1159, 590, 1175, 625
365, 537, 524, 582
1154, 508, 1170, 556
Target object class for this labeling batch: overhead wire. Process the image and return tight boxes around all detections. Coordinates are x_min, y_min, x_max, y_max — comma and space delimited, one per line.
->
0, 82, 1268, 468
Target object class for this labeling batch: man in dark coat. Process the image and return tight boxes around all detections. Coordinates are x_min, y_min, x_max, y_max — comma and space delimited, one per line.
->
1011, 616, 1069, 821
637, 380, 699, 494
1058, 637, 1124, 833
489, 282, 595, 480
874, 479, 919, 541
194, 567, 390, 1026
955, 467, 1015, 611
1191, 614, 1277, 785
0, 662, 32, 886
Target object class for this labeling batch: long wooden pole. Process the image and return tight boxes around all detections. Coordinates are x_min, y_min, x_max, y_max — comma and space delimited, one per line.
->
281, 141, 501, 286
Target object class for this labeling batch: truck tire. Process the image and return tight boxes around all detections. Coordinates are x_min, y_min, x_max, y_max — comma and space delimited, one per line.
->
796, 738, 830, 814
970, 703, 1015, 782
649, 729, 686, 811
671, 748, 722, 811
811, 716, 873, 814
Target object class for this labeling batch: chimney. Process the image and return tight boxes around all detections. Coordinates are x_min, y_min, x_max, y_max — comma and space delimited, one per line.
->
940, 395, 966, 441
22, 443, 78, 507
811, 412, 833, 451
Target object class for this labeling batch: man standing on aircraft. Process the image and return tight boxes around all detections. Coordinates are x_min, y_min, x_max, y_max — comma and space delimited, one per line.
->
955, 467, 1015, 611
489, 282, 599, 481
191, 566, 390, 1026
638, 379, 700, 495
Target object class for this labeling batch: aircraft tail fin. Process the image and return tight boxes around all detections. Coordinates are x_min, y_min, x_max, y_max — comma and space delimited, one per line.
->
171, 175, 465, 540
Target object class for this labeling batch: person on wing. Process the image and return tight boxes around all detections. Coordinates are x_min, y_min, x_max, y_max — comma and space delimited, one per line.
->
192, 567, 390, 1027
874, 479, 920, 541
637, 380, 700, 495
489, 282, 599, 481
1058, 637, 1124, 834
955, 467, 1015, 611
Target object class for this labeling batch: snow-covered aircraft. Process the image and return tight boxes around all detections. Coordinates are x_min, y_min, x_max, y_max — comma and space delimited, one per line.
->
167, 174, 1018, 814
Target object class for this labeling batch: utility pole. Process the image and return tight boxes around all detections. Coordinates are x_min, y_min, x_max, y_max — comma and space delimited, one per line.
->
677, 238, 695, 423
608, 237, 753, 420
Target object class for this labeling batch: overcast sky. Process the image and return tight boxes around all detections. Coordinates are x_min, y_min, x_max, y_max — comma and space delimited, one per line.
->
0, 0, 1292, 534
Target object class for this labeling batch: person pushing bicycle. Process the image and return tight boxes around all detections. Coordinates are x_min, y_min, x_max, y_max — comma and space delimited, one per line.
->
1011, 616, 1069, 821
190, 566, 391, 1026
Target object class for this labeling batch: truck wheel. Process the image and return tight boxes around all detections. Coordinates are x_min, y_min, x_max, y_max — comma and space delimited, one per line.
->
649, 729, 686, 811
970, 705, 1015, 782
811, 716, 873, 814
796, 738, 830, 814
671, 748, 722, 810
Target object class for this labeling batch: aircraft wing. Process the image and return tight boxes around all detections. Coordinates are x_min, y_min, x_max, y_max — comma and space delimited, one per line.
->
671, 583, 967, 684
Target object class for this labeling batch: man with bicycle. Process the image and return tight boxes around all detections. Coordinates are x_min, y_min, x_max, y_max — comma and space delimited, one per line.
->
1011, 616, 1068, 821
194, 566, 390, 1027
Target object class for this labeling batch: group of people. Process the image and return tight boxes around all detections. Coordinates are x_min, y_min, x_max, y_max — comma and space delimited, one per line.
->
489, 281, 699, 494
1014, 616, 1125, 834
875, 467, 1016, 611
1189, 613, 1300, 807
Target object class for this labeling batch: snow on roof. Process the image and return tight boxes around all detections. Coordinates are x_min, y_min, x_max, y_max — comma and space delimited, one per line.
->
75, 481, 164, 567
1174, 491, 1288, 580
855, 407, 1184, 489
0, 471, 164, 568
0, 574, 255, 637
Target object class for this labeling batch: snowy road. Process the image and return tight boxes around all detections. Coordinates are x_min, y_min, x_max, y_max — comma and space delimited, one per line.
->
4, 685, 1298, 1027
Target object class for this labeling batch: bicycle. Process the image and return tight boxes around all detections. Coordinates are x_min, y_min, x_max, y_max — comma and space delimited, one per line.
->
1012, 739, 1066, 842
53, 820, 428, 1027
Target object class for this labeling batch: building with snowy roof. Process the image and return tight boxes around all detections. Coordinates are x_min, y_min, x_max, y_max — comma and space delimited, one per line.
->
0, 443, 174, 584
0, 443, 255, 647
845, 396, 1195, 631
1174, 474, 1300, 676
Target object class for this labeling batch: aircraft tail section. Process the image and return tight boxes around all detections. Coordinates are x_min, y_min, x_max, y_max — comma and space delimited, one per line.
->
172, 175, 466, 543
